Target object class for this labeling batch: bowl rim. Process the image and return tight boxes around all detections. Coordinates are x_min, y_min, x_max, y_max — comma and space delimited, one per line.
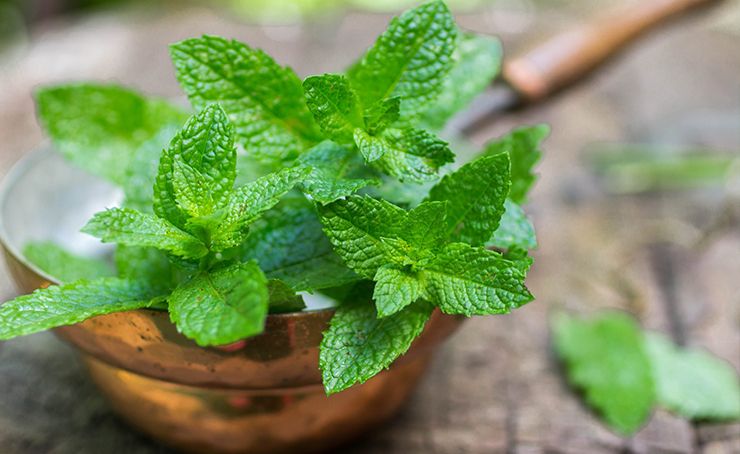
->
0, 147, 60, 286
0, 147, 338, 319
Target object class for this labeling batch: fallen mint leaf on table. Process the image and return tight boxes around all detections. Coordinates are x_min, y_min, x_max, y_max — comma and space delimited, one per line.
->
646, 333, 740, 421
552, 311, 740, 435
551, 311, 655, 436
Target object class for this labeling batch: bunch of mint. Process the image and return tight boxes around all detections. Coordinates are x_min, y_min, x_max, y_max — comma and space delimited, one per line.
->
0, 1, 547, 394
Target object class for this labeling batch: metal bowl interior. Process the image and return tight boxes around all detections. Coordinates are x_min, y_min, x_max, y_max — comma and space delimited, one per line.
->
0, 147, 120, 285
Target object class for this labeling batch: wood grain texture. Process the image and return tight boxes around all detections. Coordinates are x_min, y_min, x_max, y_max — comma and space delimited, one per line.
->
0, 2, 738, 453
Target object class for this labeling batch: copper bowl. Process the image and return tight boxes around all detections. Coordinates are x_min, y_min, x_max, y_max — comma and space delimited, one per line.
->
0, 149, 463, 453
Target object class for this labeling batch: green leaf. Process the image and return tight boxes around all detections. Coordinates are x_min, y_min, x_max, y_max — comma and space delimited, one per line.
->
154, 104, 236, 230
421, 32, 502, 130
243, 198, 359, 291
23, 241, 115, 283
267, 279, 306, 314
422, 243, 532, 316
297, 141, 380, 204
171, 35, 321, 161
319, 299, 432, 394
482, 125, 549, 204
367, 128, 454, 182
168, 261, 269, 346
646, 333, 740, 421
364, 97, 400, 135
551, 312, 655, 436
122, 125, 181, 212
427, 152, 510, 246
353, 129, 389, 162
347, 0, 456, 118
318, 195, 406, 278
210, 166, 310, 251
35, 83, 186, 185
114, 245, 181, 291
82, 208, 207, 260
488, 199, 537, 251
303, 74, 363, 143
402, 201, 449, 251
0, 278, 162, 340
373, 265, 423, 317
172, 157, 215, 218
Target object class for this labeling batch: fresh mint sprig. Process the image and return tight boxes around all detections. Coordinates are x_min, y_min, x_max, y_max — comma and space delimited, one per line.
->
2, 0, 545, 395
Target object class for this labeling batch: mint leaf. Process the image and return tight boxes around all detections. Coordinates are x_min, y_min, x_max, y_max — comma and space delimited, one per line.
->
402, 201, 449, 251
422, 32, 502, 130
168, 261, 268, 346
35, 83, 187, 185
353, 129, 389, 162
171, 35, 321, 161
488, 199, 537, 251
482, 125, 549, 203
267, 279, 306, 314
552, 312, 655, 436
646, 333, 740, 421
320, 299, 432, 394
210, 166, 309, 251
423, 242, 532, 316
82, 208, 207, 259
318, 195, 406, 278
366, 128, 454, 182
373, 265, 423, 317
303, 74, 363, 143
0, 278, 162, 340
244, 198, 359, 291
298, 141, 380, 204
427, 152, 510, 246
114, 245, 181, 291
23, 241, 114, 283
364, 97, 400, 135
122, 125, 181, 212
347, 0, 456, 118
172, 157, 216, 218
154, 104, 236, 230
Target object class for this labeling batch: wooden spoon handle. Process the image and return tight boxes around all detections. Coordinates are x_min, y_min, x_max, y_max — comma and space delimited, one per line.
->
503, 0, 721, 102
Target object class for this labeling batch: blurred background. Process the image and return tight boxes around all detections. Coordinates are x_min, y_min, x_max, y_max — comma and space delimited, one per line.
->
0, 0, 738, 452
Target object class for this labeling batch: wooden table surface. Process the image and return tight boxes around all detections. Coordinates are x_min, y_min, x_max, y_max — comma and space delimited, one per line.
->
0, 2, 738, 453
